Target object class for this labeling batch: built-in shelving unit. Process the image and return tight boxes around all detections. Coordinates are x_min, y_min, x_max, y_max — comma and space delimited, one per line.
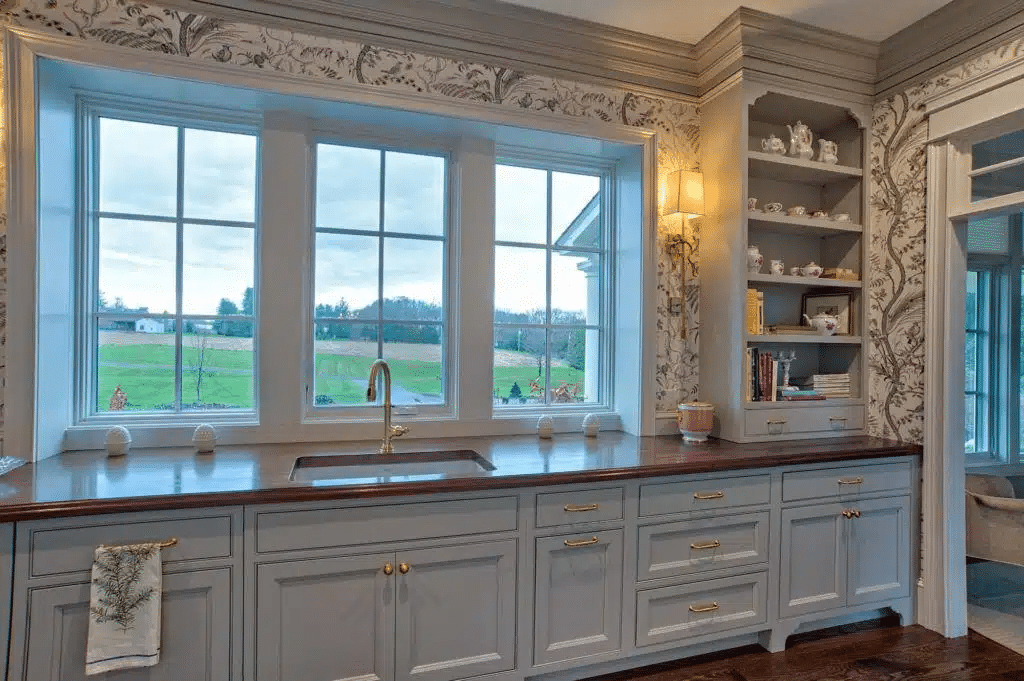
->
699, 82, 871, 442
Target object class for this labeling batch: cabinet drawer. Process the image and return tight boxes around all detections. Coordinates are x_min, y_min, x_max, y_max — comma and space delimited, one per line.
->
255, 496, 518, 553
536, 487, 624, 527
637, 512, 769, 581
639, 475, 770, 517
636, 572, 768, 647
744, 406, 864, 437
26, 512, 235, 578
783, 461, 912, 502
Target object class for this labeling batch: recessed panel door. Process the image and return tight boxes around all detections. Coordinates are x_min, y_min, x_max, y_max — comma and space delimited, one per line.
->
780, 504, 847, 618
847, 496, 911, 606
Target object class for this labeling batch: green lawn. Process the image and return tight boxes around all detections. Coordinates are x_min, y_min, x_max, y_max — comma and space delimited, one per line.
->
98, 341, 587, 410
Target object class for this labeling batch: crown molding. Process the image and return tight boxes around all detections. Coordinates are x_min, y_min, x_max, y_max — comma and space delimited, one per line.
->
697, 8, 878, 101
878, 0, 1024, 98
157, 0, 702, 98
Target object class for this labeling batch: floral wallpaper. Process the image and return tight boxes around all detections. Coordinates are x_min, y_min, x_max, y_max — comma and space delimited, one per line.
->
869, 38, 1024, 443
0, 0, 702, 442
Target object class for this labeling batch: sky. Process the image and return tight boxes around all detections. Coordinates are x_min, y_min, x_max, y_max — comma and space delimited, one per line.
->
97, 118, 601, 319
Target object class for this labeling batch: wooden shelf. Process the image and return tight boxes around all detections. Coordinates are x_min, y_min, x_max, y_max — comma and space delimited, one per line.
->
747, 273, 862, 288
748, 151, 862, 184
748, 211, 862, 236
745, 398, 865, 410
746, 334, 863, 344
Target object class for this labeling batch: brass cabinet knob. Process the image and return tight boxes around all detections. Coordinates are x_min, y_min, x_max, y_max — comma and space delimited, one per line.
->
853, 509, 861, 518
842, 510, 853, 519
398, 562, 410, 574
383, 563, 394, 575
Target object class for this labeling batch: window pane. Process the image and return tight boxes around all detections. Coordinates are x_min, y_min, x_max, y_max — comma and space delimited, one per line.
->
99, 118, 177, 216
973, 130, 1024, 170
552, 172, 601, 247
550, 326, 593, 403
966, 271, 979, 329
965, 332, 977, 392
495, 246, 546, 321
383, 238, 443, 320
316, 145, 381, 230
384, 152, 445, 236
182, 319, 254, 410
183, 224, 254, 316
495, 165, 547, 243
493, 327, 547, 405
98, 218, 176, 314
552, 251, 599, 324
965, 395, 976, 453
383, 323, 443, 405
96, 319, 175, 413
314, 324, 377, 406
183, 129, 257, 222
315, 233, 380, 312
967, 216, 1009, 255
972, 164, 1024, 201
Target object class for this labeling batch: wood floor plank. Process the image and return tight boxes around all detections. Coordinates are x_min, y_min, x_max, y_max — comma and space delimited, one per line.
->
588, 620, 1024, 681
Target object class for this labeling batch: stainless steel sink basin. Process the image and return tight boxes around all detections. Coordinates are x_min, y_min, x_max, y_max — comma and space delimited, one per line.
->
290, 449, 495, 484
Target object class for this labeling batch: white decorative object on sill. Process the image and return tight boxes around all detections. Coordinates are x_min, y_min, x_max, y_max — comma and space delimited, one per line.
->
537, 416, 554, 439
192, 424, 218, 453
582, 414, 600, 438
105, 426, 132, 457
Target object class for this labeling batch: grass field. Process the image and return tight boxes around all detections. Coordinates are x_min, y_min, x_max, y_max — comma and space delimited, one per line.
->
97, 332, 587, 410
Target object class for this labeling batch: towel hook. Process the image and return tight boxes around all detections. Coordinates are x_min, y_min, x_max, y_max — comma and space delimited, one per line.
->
98, 537, 178, 550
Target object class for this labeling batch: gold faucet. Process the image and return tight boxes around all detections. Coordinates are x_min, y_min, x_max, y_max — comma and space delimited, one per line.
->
366, 359, 409, 454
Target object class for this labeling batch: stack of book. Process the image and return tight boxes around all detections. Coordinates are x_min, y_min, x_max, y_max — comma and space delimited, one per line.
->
805, 373, 851, 398
746, 289, 764, 336
745, 348, 778, 401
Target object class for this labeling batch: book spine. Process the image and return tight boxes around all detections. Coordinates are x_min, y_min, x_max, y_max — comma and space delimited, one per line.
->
751, 348, 760, 401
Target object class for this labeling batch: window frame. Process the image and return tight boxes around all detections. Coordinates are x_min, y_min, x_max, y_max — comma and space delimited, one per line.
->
73, 96, 263, 428
306, 131, 455, 420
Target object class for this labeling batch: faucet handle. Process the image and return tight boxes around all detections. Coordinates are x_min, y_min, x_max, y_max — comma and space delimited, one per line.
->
391, 425, 409, 438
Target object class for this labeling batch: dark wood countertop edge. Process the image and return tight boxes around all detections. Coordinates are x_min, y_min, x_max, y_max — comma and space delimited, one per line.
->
0, 443, 922, 523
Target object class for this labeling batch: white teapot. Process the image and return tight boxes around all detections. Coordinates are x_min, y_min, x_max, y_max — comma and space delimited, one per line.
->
803, 312, 839, 336
817, 139, 839, 164
787, 121, 814, 160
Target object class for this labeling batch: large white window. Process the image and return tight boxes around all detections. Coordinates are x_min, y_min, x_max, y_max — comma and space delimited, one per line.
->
493, 162, 607, 407
18, 54, 653, 456
84, 112, 258, 418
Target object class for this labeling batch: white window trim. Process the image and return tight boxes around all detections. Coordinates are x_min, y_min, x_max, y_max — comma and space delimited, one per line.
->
6, 27, 660, 459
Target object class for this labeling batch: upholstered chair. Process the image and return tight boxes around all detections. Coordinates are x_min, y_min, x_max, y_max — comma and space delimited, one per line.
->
966, 474, 1024, 565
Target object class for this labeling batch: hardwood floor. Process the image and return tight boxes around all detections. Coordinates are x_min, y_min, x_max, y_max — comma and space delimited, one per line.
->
592, 618, 1024, 680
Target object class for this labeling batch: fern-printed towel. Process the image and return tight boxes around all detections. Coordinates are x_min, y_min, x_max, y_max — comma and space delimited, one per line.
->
85, 543, 163, 675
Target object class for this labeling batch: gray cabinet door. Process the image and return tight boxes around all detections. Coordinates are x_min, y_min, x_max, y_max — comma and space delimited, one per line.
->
779, 504, 846, 618
1, 524, 12, 681
255, 554, 392, 681
534, 530, 623, 666
21, 568, 232, 681
847, 496, 911, 606
395, 540, 517, 681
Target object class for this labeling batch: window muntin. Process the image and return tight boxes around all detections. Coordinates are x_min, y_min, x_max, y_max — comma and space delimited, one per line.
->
312, 142, 448, 408
493, 162, 606, 407
89, 116, 257, 415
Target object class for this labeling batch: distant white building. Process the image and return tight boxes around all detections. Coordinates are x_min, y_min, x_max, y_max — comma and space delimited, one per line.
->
134, 318, 165, 334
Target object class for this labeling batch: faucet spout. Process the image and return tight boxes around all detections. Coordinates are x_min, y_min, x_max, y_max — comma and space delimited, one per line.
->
367, 359, 407, 454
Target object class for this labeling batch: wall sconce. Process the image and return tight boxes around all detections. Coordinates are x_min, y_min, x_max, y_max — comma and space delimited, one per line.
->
662, 169, 704, 218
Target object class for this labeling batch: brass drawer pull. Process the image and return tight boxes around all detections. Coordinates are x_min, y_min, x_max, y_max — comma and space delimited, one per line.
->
838, 476, 864, 485
689, 602, 720, 613
829, 416, 848, 421
691, 540, 721, 550
564, 503, 599, 512
693, 491, 725, 500
564, 536, 599, 548
766, 419, 787, 425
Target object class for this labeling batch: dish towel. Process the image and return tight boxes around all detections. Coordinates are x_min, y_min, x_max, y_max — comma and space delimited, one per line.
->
85, 542, 163, 675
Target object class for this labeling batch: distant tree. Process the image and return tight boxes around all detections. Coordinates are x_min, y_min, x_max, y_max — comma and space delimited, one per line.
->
187, 329, 212, 404
238, 287, 255, 337
509, 382, 522, 400
214, 298, 241, 336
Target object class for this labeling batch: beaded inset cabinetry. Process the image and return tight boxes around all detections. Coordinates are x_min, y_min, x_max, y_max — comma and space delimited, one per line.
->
700, 77, 871, 442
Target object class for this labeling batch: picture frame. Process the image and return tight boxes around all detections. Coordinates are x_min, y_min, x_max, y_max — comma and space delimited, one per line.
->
801, 292, 853, 335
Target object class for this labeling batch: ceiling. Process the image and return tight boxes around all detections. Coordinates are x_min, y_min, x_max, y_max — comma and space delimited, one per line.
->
496, 0, 955, 43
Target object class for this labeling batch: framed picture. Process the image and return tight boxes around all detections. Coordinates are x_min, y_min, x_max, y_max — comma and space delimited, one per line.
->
801, 292, 853, 335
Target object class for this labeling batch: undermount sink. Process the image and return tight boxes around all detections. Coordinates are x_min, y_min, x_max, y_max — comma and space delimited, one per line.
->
290, 449, 495, 484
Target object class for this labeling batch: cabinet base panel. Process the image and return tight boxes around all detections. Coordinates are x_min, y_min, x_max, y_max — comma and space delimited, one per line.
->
766, 601, 911, 652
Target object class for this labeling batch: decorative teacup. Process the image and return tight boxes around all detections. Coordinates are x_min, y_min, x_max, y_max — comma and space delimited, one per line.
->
790, 266, 802, 276
764, 202, 783, 213
747, 245, 764, 273
833, 213, 851, 222
761, 134, 787, 155
787, 205, 806, 216
811, 210, 828, 219
801, 262, 823, 277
